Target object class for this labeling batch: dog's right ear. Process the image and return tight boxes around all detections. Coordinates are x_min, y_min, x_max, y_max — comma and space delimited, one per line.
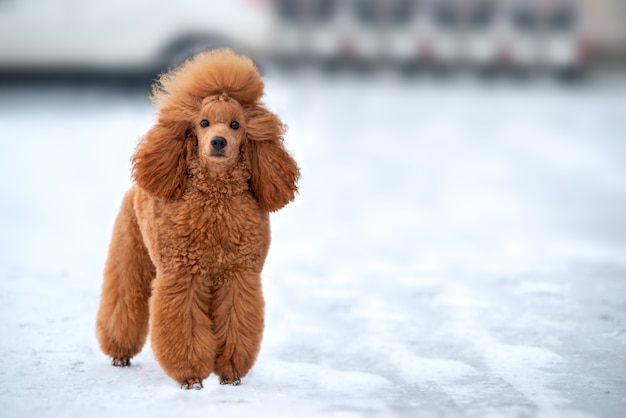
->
131, 120, 189, 200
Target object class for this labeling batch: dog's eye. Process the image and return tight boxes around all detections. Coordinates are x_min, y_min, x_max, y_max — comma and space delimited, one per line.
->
230, 121, 239, 130
200, 120, 209, 128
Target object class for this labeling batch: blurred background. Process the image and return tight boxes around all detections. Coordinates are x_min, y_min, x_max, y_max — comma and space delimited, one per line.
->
0, 0, 624, 82
1, 2, 626, 415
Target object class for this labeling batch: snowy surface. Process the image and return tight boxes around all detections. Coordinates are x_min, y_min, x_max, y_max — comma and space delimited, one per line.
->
1, 72, 625, 417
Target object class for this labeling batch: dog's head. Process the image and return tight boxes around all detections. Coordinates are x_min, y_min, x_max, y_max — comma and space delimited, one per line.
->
131, 49, 299, 212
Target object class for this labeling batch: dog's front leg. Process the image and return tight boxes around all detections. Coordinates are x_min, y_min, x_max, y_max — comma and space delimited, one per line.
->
211, 271, 265, 385
150, 272, 216, 389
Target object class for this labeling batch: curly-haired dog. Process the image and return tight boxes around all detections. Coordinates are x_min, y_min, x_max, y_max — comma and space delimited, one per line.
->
96, 49, 300, 389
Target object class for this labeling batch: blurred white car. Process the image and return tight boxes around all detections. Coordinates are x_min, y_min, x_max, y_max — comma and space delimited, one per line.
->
270, 0, 307, 63
502, 1, 543, 74
426, 0, 464, 71
462, 0, 505, 73
540, 0, 587, 77
347, 0, 387, 65
385, 0, 424, 68
0, 0, 273, 74
271, 0, 350, 66
500, 0, 586, 78
307, 0, 348, 64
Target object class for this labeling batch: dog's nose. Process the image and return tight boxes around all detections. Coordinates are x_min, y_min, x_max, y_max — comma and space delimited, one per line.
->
210, 136, 227, 150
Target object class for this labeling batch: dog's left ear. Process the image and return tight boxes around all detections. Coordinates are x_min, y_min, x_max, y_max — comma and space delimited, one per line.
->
245, 105, 300, 212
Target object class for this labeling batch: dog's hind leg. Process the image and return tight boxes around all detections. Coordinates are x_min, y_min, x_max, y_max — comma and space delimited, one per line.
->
149, 271, 216, 389
96, 187, 155, 366
211, 271, 265, 385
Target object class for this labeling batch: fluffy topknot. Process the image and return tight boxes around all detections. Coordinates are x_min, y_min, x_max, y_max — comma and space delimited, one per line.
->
151, 49, 265, 122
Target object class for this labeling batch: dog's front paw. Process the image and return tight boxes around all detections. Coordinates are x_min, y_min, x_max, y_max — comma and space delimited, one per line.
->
181, 377, 203, 390
111, 356, 131, 367
216, 362, 241, 385
219, 376, 241, 386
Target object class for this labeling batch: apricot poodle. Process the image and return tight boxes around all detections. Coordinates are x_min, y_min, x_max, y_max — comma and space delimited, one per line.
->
96, 49, 300, 389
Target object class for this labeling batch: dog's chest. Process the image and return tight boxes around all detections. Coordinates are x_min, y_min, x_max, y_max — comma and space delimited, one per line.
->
161, 193, 269, 271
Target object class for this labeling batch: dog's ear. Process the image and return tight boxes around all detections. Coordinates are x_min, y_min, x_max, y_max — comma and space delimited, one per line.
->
245, 106, 300, 212
131, 120, 190, 200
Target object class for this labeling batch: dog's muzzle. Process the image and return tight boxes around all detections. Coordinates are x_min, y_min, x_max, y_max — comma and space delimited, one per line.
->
210, 136, 227, 157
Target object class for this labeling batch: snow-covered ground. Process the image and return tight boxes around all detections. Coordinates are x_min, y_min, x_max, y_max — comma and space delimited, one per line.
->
1, 72, 625, 417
